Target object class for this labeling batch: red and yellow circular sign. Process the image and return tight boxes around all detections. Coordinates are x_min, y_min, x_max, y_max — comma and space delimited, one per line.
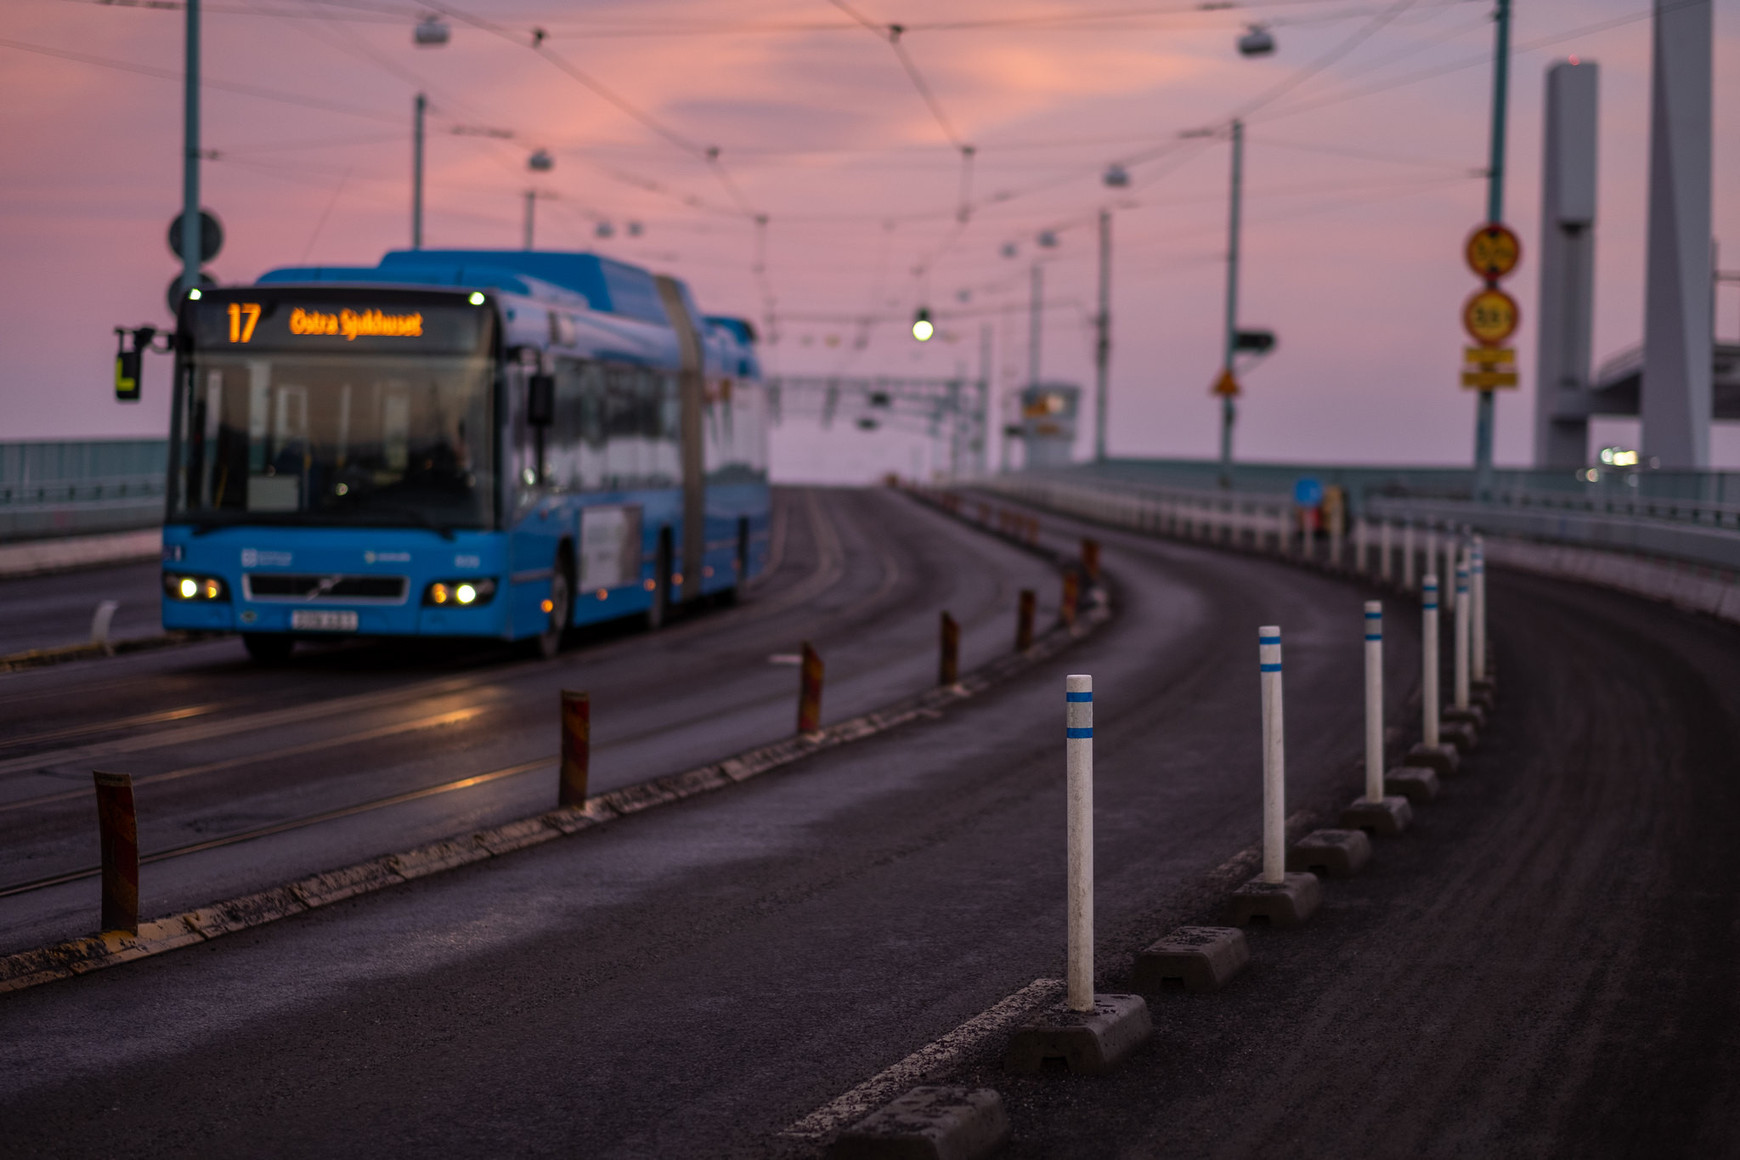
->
1463, 287, 1519, 345
1465, 223, 1521, 281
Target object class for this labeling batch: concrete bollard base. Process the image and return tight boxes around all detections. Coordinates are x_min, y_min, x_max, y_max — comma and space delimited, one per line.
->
1227, 872, 1322, 927
1405, 742, 1460, 777
1132, 926, 1249, 993
1384, 766, 1441, 802
1340, 794, 1413, 835
1440, 721, 1479, 753
1004, 994, 1151, 1075
1442, 704, 1487, 730
1286, 828, 1372, 878
829, 1086, 1010, 1160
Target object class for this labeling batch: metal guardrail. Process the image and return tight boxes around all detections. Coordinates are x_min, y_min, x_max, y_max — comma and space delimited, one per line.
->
997, 464, 1740, 577
0, 440, 167, 544
974, 470, 1740, 627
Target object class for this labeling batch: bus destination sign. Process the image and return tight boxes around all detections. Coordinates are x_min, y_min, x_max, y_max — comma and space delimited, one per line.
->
188, 292, 488, 355
287, 307, 425, 341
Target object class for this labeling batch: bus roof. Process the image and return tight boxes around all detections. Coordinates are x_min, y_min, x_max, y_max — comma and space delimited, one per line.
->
255, 250, 760, 379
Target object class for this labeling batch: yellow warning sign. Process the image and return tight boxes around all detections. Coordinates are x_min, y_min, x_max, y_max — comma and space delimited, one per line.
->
1461, 370, 1519, 389
1463, 346, 1515, 364
1211, 368, 1240, 397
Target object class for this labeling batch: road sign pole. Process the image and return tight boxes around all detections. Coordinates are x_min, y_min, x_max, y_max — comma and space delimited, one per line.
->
1029, 262, 1043, 387
1095, 208, 1111, 463
413, 93, 426, 250
1220, 119, 1244, 487
1473, 0, 1512, 499
180, 0, 201, 300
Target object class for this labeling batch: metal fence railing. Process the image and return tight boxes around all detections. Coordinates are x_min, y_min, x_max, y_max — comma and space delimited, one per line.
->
1005, 460, 1740, 576
0, 440, 167, 543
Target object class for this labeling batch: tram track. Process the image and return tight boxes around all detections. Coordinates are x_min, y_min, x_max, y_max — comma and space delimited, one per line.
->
0, 487, 1063, 955
0, 488, 1027, 881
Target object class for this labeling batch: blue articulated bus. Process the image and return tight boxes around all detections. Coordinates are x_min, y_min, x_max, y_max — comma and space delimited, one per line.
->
159, 249, 770, 662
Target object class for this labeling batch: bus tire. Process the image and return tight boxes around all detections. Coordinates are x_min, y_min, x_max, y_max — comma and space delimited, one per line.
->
534, 554, 573, 660
242, 633, 294, 664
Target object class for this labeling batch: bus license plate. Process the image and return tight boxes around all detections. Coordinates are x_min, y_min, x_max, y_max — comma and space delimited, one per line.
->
290, 610, 358, 632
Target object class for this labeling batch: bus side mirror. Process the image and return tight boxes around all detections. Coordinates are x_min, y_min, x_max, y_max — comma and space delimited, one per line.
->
527, 374, 555, 427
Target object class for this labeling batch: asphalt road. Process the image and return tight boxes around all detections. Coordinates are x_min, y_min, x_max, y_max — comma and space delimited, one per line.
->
2, 493, 1735, 1158
0, 487, 1059, 954
0, 558, 165, 656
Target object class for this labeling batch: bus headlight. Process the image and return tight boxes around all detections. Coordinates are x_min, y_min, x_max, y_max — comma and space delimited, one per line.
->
163, 572, 229, 601
424, 578, 497, 607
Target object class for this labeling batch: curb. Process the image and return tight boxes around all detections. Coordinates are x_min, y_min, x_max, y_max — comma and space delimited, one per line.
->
0, 632, 209, 675
0, 528, 162, 581
0, 512, 1111, 995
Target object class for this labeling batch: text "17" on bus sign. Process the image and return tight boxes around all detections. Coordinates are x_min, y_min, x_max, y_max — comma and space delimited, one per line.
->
1461, 223, 1520, 389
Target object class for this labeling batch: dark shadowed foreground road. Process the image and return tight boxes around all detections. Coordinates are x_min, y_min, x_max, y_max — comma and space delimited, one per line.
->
0, 492, 1736, 1158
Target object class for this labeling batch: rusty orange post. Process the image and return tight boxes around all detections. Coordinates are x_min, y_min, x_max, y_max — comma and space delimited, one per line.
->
1059, 572, 1080, 628
1081, 538, 1101, 582
559, 690, 590, 807
93, 770, 138, 935
1016, 589, 1036, 651
939, 611, 960, 686
1027, 516, 1040, 545
797, 641, 824, 734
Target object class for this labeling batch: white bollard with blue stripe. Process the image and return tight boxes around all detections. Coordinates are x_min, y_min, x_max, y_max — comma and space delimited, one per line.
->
1364, 602, 1384, 803
1339, 601, 1414, 835
1065, 674, 1094, 1014
1472, 537, 1488, 685
1003, 674, 1152, 1075
1226, 625, 1323, 926
1421, 575, 1440, 749
1259, 627, 1285, 885
1454, 558, 1471, 712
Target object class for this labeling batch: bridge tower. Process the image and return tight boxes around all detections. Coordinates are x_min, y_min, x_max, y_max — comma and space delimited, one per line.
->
1532, 61, 1599, 468
1639, 0, 1713, 467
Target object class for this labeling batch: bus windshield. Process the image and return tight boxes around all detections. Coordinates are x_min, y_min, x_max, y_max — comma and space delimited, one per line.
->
170, 348, 495, 533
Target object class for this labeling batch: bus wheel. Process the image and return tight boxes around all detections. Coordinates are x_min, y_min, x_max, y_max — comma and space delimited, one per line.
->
242, 633, 294, 664
535, 558, 572, 659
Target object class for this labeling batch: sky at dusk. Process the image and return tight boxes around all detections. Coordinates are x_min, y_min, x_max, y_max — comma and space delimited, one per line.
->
2, 0, 1736, 480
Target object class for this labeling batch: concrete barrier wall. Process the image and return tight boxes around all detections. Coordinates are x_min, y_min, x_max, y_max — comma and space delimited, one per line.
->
0, 440, 167, 544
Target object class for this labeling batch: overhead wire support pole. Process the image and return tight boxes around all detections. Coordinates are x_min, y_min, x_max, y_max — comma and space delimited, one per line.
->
1029, 262, 1044, 387
1095, 208, 1111, 463
180, 0, 200, 298
412, 92, 426, 250
1473, 0, 1511, 500
1220, 119, 1244, 488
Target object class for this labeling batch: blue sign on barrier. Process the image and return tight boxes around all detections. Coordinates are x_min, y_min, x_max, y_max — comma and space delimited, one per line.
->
1293, 477, 1324, 507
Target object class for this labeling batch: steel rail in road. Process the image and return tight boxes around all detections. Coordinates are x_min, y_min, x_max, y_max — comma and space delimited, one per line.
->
0, 488, 1059, 954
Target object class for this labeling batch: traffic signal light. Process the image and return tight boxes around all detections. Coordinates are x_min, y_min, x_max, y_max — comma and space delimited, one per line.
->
113, 326, 160, 403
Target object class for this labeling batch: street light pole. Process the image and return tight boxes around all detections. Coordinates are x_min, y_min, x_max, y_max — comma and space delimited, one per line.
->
523, 190, 536, 250
978, 321, 994, 475
1094, 208, 1111, 462
1029, 261, 1044, 386
1473, 0, 1511, 497
179, 0, 201, 297
1219, 118, 1245, 487
412, 92, 426, 250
